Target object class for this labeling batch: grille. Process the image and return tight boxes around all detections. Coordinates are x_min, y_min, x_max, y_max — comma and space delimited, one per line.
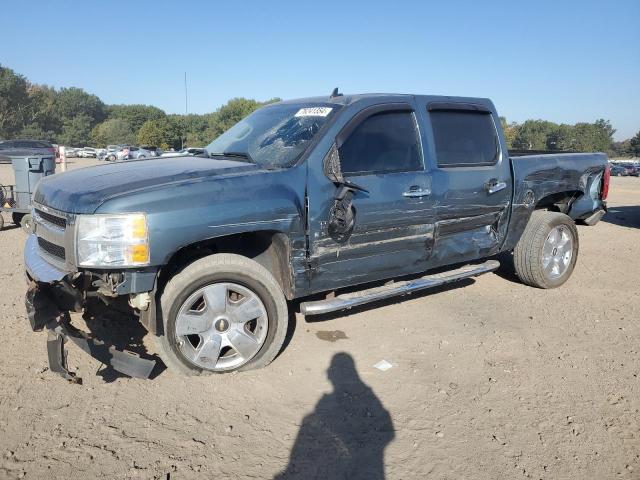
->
37, 237, 66, 260
35, 209, 66, 228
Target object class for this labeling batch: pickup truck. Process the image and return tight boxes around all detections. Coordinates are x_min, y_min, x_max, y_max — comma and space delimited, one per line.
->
24, 92, 609, 380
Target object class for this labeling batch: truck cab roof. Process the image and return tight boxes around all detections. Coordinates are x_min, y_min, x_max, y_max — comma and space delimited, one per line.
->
279, 92, 493, 109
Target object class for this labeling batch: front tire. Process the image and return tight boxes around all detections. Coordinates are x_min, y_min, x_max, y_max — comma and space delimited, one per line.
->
155, 254, 289, 376
513, 211, 579, 289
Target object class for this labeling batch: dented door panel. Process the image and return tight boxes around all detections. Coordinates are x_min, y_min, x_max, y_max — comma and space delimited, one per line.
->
309, 171, 436, 291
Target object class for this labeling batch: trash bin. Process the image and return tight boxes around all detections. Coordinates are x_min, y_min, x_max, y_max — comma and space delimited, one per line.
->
0, 153, 56, 231
11, 155, 56, 210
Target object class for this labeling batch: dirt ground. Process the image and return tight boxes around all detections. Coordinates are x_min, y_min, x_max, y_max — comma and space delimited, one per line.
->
0, 160, 638, 479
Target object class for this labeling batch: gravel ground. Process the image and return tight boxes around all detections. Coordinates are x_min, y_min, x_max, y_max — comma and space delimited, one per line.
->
0, 160, 638, 479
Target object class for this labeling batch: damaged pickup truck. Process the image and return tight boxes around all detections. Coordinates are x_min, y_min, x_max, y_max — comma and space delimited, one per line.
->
24, 92, 609, 380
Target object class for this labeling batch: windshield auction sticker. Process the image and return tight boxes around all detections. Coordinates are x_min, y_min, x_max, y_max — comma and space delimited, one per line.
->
294, 107, 333, 117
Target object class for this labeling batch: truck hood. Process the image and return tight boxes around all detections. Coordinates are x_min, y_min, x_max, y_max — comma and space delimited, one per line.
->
34, 156, 260, 214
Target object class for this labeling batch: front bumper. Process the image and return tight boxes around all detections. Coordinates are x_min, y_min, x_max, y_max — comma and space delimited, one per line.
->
24, 238, 157, 382
24, 234, 67, 283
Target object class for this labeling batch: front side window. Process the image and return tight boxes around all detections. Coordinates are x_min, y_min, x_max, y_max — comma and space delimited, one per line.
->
339, 111, 423, 175
430, 110, 499, 167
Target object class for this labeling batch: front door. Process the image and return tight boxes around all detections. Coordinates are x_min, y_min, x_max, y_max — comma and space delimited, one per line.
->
307, 104, 437, 292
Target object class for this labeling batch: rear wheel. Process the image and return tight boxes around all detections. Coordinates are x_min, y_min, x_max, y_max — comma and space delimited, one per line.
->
513, 211, 579, 289
155, 254, 288, 375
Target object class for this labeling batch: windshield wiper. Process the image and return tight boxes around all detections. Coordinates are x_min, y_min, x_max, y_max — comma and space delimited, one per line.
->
207, 151, 255, 164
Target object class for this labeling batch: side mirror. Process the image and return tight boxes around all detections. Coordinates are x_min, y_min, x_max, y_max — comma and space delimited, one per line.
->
323, 143, 369, 195
323, 143, 344, 184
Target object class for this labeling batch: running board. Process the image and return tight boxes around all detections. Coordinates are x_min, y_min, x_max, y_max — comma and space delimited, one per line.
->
300, 260, 500, 316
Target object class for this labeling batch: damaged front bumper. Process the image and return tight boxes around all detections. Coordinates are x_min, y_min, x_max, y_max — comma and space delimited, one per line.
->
24, 235, 156, 382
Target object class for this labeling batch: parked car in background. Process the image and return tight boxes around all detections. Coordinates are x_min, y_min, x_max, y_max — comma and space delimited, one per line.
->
0, 139, 56, 156
161, 147, 205, 157
103, 145, 122, 161
617, 162, 640, 176
140, 145, 163, 157
96, 148, 107, 159
116, 146, 154, 161
78, 147, 97, 158
62, 147, 80, 158
610, 164, 632, 177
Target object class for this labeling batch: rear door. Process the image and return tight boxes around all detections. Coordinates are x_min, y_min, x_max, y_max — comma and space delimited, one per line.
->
419, 101, 512, 267
307, 102, 437, 292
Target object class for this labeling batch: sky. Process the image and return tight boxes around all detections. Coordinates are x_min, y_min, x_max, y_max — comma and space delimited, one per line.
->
0, 0, 638, 140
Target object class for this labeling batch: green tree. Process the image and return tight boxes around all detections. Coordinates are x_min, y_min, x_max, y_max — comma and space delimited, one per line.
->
58, 113, 93, 146
546, 124, 575, 151
0, 64, 31, 138
499, 117, 518, 148
26, 84, 60, 135
55, 87, 106, 127
91, 118, 136, 147
106, 104, 166, 133
512, 120, 558, 150
591, 119, 615, 152
206, 97, 280, 139
610, 139, 633, 158
137, 118, 179, 149
168, 113, 212, 147
19, 123, 56, 142
630, 131, 640, 157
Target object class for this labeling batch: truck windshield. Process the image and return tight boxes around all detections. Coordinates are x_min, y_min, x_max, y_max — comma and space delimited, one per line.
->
205, 103, 340, 168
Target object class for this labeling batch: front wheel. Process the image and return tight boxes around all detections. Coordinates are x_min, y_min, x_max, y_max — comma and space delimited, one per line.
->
513, 211, 579, 289
155, 254, 289, 375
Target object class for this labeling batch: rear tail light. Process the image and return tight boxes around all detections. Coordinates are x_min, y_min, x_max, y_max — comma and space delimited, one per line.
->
601, 164, 610, 200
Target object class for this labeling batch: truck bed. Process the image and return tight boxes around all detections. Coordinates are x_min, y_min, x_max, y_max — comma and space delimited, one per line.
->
503, 152, 608, 250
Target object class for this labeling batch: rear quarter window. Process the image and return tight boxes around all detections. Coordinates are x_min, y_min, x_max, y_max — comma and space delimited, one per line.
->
430, 110, 499, 167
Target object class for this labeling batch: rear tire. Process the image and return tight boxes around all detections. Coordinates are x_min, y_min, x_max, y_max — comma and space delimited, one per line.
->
0, 214, 4, 230
155, 254, 289, 376
513, 211, 579, 289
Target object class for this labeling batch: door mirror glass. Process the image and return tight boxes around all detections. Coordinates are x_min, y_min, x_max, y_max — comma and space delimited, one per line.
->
323, 143, 344, 184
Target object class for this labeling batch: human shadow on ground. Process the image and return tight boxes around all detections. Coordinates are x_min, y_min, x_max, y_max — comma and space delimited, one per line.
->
602, 206, 640, 229
275, 352, 395, 480
82, 298, 165, 382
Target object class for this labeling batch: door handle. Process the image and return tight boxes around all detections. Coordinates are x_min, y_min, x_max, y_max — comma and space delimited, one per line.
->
485, 180, 507, 195
403, 186, 431, 198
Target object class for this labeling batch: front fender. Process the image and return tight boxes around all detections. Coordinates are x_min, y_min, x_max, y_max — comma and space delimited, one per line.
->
95, 167, 307, 266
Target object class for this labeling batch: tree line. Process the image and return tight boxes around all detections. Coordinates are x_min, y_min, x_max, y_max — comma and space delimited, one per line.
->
0, 64, 278, 150
1, 64, 639, 156
500, 118, 638, 158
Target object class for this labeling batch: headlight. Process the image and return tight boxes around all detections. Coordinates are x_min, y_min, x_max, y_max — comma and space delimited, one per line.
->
76, 213, 150, 267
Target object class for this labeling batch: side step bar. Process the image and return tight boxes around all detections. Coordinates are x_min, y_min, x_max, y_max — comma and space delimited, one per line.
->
300, 259, 500, 316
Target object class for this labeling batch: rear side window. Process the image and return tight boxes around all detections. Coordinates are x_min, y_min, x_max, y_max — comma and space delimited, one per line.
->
430, 110, 499, 167
339, 111, 422, 175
